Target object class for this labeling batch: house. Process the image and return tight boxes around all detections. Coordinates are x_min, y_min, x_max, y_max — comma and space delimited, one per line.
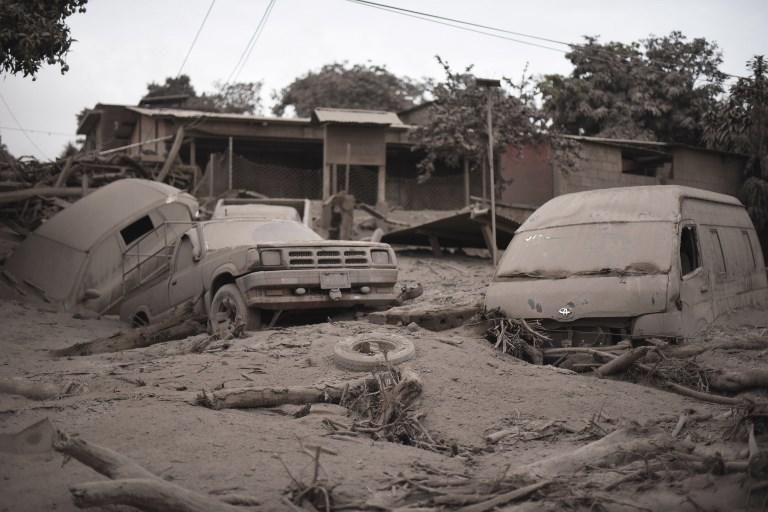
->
77, 103, 748, 214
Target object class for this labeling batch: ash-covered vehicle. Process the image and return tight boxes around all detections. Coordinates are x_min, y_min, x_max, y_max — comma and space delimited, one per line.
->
119, 217, 399, 333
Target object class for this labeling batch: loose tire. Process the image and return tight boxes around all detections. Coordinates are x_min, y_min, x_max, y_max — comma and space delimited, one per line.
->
333, 334, 416, 371
209, 284, 261, 335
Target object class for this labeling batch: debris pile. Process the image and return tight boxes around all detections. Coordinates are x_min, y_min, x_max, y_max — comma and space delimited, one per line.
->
0, 153, 194, 232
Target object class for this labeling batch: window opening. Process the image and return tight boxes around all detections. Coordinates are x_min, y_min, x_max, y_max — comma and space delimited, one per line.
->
710, 229, 726, 275
120, 215, 154, 246
680, 225, 700, 276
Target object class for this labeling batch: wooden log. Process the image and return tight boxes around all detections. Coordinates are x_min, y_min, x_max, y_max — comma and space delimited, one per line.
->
54, 157, 76, 188
198, 374, 379, 410
708, 369, 768, 393
456, 480, 551, 512
156, 126, 185, 183
53, 306, 203, 357
54, 431, 157, 480
0, 187, 83, 205
663, 382, 744, 406
0, 376, 64, 400
69, 479, 244, 512
594, 346, 650, 377
510, 428, 678, 480
485, 428, 516, 444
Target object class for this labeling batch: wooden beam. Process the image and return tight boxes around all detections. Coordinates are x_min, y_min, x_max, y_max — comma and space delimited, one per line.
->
155, 126, 185, 182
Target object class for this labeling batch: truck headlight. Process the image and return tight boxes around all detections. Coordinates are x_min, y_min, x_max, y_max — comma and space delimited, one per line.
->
371, 250, 390, 264
260, 249, 282, 266
246, 248, 260, 269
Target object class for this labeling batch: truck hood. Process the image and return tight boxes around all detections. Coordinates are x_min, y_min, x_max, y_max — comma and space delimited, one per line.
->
485, 274, 669, 321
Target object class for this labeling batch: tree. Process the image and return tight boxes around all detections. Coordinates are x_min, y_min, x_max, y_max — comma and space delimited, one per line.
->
705, 56, 768, 239
410, 57, 550, 180
538, 32, 724, 145
141, 76, 262, 114
0, 0, 88, 77
145, 75, 197, 98
272, 62, 428, 117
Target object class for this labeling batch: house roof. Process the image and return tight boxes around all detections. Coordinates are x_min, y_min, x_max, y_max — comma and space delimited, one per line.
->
561, 135, 748, 158
125, 106, 311, 125
520, 185, 743, 231
311, 108, 405, 127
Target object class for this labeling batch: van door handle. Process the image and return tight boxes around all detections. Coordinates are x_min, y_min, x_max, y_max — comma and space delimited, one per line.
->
171, 279, 178, 286
700, 285, 709, 293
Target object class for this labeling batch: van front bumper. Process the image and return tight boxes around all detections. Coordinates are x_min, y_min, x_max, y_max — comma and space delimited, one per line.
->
237, 268, 398, 310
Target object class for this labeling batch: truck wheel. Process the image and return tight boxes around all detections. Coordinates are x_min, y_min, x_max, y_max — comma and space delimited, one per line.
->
333, 334, 415, 371
209, 284, 261, 335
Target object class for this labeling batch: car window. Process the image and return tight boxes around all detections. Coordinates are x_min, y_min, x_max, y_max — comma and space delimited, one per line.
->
680, 225, 701, 276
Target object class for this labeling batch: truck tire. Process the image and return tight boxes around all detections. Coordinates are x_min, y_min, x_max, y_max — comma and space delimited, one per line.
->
333, 334, 415, 371
209, 284, 261, 335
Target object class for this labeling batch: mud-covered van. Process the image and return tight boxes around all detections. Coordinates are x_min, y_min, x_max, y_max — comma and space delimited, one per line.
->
485, 186, 768, 344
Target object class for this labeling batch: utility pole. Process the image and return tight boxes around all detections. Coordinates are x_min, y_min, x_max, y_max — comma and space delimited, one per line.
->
476, 78, 501, 265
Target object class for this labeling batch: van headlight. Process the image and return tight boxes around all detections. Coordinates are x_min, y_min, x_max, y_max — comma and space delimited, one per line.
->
371, 250, 390, 264
260, 249, 282, 266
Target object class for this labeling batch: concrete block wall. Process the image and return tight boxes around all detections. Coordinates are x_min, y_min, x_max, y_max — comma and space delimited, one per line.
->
671, 148, 742, 196
556, 143, 657, 195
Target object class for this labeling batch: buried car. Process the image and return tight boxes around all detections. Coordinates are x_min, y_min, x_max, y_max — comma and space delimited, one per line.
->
485, 185, 768, 344
119, 218, 399, 332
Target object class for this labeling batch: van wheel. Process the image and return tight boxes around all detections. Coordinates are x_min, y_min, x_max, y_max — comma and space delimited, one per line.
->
209, 284, 261, 336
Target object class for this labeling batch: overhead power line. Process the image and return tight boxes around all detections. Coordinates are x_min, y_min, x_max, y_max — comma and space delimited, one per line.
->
0, 126, 74, 137
176, 0, 218, 78
0, 93, 50, 159
345, 0, 750, 81
226, 0, 277, 84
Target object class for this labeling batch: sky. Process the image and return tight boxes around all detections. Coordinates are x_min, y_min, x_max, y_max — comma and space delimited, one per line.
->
1, 0, 767, 161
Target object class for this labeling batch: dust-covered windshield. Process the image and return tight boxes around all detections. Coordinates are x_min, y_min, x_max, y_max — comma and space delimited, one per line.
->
203, 220, 322, 250
497, 222, 675, 278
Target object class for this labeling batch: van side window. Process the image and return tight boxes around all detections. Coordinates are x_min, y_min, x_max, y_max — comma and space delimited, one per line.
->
743, 231, 757, 269
709, 229, 727, 275
680, 225, 700, 276
120, 215, 154, 246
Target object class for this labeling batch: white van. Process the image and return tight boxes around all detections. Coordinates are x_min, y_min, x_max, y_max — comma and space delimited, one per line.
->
485, 186, 768, 343
3, 179, 198, 314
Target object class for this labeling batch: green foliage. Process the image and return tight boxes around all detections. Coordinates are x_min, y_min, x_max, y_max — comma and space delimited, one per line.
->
0, 0, 88, 77
143, 76, 263, 114
411, 57, 548, 179
145, 75, 197, 98
58, 141, 79, 159
539, 31, 724, 145
272, 62, 428, 117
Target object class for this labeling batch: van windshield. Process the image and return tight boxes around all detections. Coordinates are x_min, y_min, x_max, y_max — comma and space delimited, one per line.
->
497, 222, 674, 278
203, 220, 322, 250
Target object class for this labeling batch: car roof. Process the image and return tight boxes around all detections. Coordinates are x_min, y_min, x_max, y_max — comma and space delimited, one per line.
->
520, 185, 743, 231
35, 179, 196, 251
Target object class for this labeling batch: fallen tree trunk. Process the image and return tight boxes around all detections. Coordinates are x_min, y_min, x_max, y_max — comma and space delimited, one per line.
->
53, 427, 247, 512
456, 480, 552, 512
708, 369, 768, 393
595, 346, 651, 377
0, 376, 66, 400
197, 374, 379, 410
54, 307, 204, 357
69, 479, 244, 512
511, 427, 680, 480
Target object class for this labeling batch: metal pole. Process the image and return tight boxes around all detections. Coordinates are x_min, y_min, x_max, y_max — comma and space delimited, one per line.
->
486, 90, 497, 266
227, 136, 233, 191
345, 142, 351, 193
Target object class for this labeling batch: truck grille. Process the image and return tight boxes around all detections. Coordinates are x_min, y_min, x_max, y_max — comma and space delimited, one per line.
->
286, 247, 373, 267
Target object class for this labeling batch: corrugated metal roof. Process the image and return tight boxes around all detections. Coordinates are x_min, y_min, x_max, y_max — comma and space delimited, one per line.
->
562, 135, 748, 158
520, 185, 743, 231
125, 106, 311, 125
312, 108, 405, 126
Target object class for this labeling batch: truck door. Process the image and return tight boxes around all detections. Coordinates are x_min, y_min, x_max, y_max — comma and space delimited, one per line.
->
678, 223, 714, 338
168, 236, 204, 311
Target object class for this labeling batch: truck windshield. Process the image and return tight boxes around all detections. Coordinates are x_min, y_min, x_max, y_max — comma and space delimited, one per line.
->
497, 222, 675, 278
203, 220, 322, 250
